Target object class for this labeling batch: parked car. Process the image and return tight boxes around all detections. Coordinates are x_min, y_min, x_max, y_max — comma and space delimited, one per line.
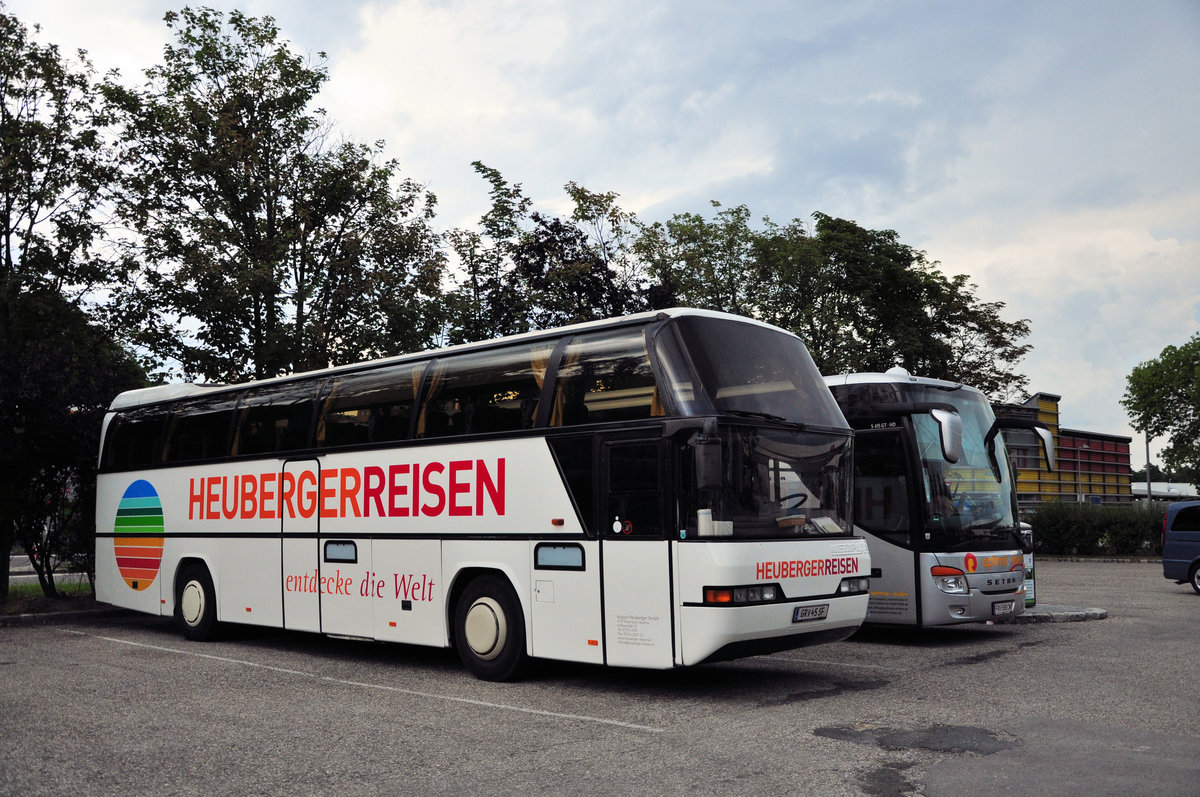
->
1162, 500, 1200, 594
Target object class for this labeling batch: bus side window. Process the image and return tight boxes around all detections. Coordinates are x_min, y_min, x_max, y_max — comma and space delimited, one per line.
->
417, 344, 550, 439
317, 363, 419, 448
608, 442, 662, 537
547, 436, 595, 536
234, 382, 318, 457
102, 408, 166, 470
552, 329, 659, 426
164, 395, 240, 463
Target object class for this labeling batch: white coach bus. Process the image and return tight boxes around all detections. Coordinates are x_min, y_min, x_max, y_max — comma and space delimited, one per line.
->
824, 368, 1053, 626
96, 309, 870, 680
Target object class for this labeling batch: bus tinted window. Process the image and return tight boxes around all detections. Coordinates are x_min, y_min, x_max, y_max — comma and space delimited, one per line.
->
552, 329, 659, 426
318, 364, 421, 448
609, 442, 662, 536
853, 431, 911, 545
673, 316, 844, 427
164, 394, 239, 463
418, 344, 552, 438
234, 382, 317, 456
102, 407, 165, 470
547, 436, 595, 535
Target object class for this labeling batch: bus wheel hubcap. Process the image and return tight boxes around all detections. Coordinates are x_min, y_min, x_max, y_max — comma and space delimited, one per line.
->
181, 581, 204, 626
464, 598, 505, 660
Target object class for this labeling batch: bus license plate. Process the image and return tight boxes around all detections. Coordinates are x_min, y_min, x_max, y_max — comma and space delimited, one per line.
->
992, 600, 1015, 616
793, 604, 829, 623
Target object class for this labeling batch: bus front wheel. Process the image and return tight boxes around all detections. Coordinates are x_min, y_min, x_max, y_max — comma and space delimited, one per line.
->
176, 564, 219, 641
454, 575, 528, 681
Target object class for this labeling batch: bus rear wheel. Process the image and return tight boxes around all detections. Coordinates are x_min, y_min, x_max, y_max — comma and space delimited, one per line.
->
454, 575, 528, 681
176, 564, 219, 641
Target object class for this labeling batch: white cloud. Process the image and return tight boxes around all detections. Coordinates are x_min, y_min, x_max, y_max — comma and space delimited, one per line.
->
7, 0, 168, 78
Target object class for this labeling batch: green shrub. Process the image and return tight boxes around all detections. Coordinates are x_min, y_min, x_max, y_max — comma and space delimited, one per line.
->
1026, 502, 1163, 556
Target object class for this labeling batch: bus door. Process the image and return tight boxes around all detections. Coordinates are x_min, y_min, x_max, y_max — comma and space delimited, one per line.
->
282, 459, 320, 633
530, 437, 604, 665
853, 430, 921, 625
600, 436, 675, 668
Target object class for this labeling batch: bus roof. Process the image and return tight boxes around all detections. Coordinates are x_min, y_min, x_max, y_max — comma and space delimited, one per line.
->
822, 367, 982, 397
110, 308, 798, 412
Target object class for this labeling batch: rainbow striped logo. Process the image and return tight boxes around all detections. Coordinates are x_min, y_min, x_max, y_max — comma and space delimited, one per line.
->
113, 480, 165, 591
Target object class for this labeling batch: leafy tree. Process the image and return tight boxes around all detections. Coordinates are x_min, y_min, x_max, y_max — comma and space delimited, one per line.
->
445, 164, 644, 342
0, 5, 112, 294
805, 212, 950, 376
931, 273, 1031, 402
749, 215, 866, 374
1130, 462, 1172, 482
635, 201, 756, 316
635, 206, 1032, 400
564, 181, 645, 304
0, 5, 141, 602
512, 212, 636, 329
1122, 333, 1200, 484
103, 7, 444, 381
0, 284, 144, 601
443, 163, 531, 343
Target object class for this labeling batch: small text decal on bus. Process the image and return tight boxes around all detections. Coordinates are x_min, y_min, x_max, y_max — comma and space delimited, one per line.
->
188, 458, 506, 521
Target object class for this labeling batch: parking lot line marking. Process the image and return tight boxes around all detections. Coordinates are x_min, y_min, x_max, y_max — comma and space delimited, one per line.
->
62, 630, 664, 734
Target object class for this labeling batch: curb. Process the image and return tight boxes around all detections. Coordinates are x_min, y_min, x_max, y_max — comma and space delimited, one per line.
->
1008, 605, 1108, 623
0, 607, 132, 628
1035, 556, 1160, 564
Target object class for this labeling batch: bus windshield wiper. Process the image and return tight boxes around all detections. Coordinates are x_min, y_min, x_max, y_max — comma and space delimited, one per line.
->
725, 409, 807, 429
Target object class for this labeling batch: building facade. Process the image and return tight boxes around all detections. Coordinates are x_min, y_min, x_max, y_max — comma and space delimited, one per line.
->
995, 392, 1133, 513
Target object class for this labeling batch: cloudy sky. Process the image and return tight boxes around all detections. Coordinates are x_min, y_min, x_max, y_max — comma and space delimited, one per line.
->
9, 0, 1199, 467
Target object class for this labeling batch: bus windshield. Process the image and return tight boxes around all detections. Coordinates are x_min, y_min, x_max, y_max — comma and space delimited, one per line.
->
663, 316, 847, 428
685, 425, 853, 540
910, 387, 1018, 550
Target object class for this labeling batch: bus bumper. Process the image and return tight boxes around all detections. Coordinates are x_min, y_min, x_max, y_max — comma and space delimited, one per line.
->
679, 594, 869, 666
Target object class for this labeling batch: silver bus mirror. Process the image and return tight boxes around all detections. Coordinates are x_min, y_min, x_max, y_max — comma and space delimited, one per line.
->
930, 408, 963, 464
1035, 425, 1056, 471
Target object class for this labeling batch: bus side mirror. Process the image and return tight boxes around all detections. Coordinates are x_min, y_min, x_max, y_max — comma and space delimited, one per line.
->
930, 408, 963, 464
691, 418, 722, 490
1035, 426, 1056, 471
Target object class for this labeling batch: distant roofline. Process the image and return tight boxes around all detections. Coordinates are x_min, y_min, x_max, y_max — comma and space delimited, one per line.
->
1059, 427, 1132, 444
1022, 392, 1063, 405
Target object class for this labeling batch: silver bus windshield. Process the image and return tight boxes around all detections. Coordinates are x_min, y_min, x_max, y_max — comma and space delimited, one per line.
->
910, 388, 1018, 549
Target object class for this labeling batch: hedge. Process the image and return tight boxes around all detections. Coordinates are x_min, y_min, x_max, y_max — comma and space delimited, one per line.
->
1025, 501, 1165, 556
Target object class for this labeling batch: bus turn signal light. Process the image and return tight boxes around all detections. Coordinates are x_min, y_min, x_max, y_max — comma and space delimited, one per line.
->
704, 584, 780, 605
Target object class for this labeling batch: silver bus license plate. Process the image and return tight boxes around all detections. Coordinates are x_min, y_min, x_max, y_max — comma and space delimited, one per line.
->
793, 604, 829, 623
992, 600, 1015, 616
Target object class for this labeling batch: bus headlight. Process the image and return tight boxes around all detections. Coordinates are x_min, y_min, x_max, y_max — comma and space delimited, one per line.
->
931, 565, 968, 594
705, 584, 781, 605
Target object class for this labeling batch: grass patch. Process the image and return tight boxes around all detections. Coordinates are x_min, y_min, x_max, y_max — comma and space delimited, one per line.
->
2, 578, 100, 616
